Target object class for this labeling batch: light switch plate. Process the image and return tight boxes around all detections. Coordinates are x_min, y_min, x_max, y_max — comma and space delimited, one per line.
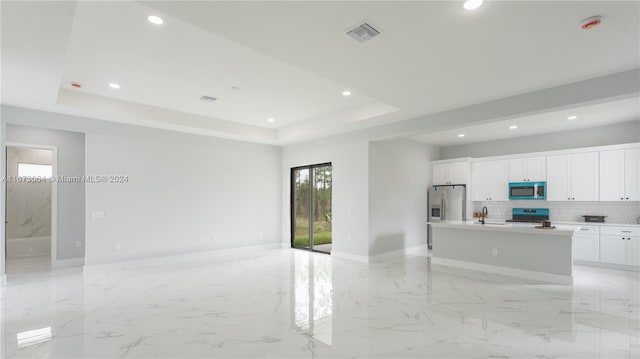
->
91, 210, 105, 219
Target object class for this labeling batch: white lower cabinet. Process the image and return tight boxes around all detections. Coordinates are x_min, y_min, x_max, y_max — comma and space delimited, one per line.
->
573, 226, 599, 262
571, 225, 640, 268
599, 226, 640, 266
599, 235, 628, 265
628, 237, 640, 266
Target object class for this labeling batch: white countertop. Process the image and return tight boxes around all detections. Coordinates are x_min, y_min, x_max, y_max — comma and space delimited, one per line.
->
553, 220, 640, 228
429, 220, 579, 236
462, 219, 640, 228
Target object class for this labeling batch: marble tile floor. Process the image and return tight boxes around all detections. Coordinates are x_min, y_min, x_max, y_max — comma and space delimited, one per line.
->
1, 248, 638, 358
5, 256, 51, 275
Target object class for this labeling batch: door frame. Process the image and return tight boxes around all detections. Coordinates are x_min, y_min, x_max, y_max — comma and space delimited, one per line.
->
290, 162, 332, 254
5, 143, 58, 264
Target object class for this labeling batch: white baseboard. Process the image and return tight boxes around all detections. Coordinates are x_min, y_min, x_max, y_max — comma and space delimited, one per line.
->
331, 251, 370, 263
83, 242, 282, 275
432, 257, 573, 285
332, 244, 429, 264
53, 257, 85, 268
370, 244, 428, 262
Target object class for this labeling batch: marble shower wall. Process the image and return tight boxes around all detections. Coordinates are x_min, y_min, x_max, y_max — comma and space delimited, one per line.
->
6, 147, 53, 239
473, 200, 640, 225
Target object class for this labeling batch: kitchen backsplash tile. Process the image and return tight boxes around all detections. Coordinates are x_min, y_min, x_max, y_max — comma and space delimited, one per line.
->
473, 201, 640, 225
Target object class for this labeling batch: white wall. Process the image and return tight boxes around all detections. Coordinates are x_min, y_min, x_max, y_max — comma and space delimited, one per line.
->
85, 130, 281, 264
6, 125, 85, 260
439, 121, 640, 159
1, 116, 5, 276
368, 139, 439, 255
282, 139, 369, 258
2, 106, 282, 266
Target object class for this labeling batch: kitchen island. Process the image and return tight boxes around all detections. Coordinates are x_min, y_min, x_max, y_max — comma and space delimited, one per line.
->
429, 220, 579, 284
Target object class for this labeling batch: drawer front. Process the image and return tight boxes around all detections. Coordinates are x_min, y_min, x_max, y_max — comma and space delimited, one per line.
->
601, 226, 640, 237
574, 225, 600, 236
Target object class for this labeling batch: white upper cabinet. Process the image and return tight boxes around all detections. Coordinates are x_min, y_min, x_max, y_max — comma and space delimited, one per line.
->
546, 155, 571, 201
600, 148, 640, 201
472, 160, 508, 201
547, 152, 599, 201
508, 156, 546, 182
571, 152, 599, 201
600, 150, 625, 201
448, 162, 469, 185
432, 162, 469, 185
432, 165, 449, 186
624, 148, 639, 201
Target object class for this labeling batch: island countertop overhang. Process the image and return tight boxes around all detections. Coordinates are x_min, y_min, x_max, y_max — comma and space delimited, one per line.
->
428, 220, 580, 237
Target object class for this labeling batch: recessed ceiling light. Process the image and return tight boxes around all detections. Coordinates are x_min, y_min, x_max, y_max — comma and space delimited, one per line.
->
458, 134, 465, 138
108, 83, 120, 89
568, 115, 577, 120
148, 15, 164, 25
267, 118, 275, 123
342, 90, 352, 96
509, 125, 518, 130
463, 0, 484, 11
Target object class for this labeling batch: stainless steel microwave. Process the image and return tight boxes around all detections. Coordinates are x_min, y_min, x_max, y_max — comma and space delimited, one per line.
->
508, 182, 546, 200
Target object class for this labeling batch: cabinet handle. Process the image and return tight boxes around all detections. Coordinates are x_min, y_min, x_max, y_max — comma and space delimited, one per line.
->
622, 231, 632, 233
572, 198, 575, 200
568, 197, 570, 200
580, 228, 589, 231
626, 197, 629, 200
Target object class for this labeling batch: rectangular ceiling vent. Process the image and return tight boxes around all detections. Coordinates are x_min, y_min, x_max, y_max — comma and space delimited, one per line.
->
200, 95, 217, 103
346, 22, 380, 43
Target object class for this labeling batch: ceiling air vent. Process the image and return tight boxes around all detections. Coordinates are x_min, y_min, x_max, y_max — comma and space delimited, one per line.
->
200, 95, 217, 103
346, 22, 380, 43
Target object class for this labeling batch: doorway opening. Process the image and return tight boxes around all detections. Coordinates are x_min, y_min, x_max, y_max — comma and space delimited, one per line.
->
291, 163, 332, 254
5, 144, 57, 274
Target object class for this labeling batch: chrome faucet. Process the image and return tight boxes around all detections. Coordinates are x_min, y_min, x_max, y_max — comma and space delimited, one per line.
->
481, 206, 488, 224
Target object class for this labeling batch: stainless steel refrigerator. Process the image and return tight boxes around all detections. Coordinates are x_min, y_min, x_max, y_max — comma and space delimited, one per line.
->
427, 184, 467, 249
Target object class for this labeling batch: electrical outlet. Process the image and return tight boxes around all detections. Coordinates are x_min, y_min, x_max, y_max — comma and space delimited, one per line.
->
114, 243, 121, 251
492, 248, 498, 256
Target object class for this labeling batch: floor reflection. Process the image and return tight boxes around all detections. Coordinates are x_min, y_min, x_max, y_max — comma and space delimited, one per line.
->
292, 250, 333, 347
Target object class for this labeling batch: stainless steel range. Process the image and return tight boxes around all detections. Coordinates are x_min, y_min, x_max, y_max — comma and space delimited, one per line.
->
506, 208, 549, 223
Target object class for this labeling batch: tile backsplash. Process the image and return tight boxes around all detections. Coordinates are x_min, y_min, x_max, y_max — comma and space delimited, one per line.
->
473, 201, 640, 225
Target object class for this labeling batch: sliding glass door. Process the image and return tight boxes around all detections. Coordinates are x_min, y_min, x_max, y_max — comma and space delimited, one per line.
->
291, 163, 332, 254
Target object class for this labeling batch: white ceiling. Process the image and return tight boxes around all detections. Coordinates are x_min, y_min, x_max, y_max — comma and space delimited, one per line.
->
1, 1, 639, 145
61, 1, 396, 129
411, 97, 640, 147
